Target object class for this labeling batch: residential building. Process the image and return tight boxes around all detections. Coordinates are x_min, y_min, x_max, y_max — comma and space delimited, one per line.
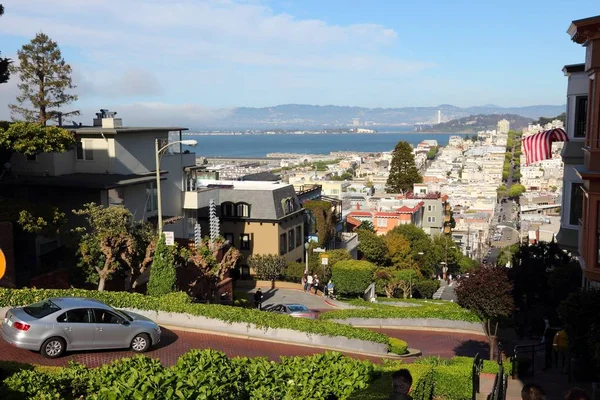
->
185, 179, 305, 277
567, 15, 600, 287
1, 112, 195, 285
497, 119, 510, 134
401, 191, 449, 235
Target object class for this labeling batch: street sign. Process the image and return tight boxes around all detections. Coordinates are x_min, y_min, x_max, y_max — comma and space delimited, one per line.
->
313, 247, 326, 253
0, 248, 5, 280
321, 254, 328, 265
164, 231, 175, 246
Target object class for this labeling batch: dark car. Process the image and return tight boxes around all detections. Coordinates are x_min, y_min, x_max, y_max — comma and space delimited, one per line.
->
262, 304, 318, 319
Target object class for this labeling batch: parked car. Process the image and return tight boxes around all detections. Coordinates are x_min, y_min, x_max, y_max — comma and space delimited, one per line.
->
262, 304, 318, 319
1, 297, 161, 358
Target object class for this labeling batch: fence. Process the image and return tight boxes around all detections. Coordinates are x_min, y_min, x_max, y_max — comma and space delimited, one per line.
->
471, 353, 484, 400
512, 342, 545, 380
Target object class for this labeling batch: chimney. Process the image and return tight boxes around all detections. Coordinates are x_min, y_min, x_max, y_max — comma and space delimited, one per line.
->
94, 109, 123, 128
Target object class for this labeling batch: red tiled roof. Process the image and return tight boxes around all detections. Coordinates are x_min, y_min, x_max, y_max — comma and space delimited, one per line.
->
374, 212, 401, 218
348, 211, 373, 217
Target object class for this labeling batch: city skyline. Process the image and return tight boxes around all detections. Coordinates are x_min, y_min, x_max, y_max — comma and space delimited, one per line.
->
0, 0, 596, 126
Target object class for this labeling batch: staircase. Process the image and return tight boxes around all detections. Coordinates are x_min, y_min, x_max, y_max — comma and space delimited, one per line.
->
432, 281, 446, 299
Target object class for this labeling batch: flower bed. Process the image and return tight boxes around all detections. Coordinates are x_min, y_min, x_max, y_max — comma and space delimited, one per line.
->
0, 288, 407, 355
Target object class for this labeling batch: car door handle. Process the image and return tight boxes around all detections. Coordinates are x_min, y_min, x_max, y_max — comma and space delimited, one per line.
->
96, 327, 103, 332
64, 327, 72, 332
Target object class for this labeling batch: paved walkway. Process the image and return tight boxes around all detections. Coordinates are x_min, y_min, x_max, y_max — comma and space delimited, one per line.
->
238, 287, 338, 310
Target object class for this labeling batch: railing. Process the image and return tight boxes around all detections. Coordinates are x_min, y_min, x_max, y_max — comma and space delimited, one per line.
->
512, 342, 545, 380
471, 353, 483, 400
490, 343, 508, 400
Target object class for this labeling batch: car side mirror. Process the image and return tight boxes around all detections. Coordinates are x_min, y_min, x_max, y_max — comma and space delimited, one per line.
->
121, 320, 130, 326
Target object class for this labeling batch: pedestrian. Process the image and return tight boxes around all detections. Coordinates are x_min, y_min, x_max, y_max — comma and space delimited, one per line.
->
306, 274, 313, 292
313, 274, 319, 295
541, 317, 553, 369
326, 280, 334, 298
301, 274, 307, 291
553, 328, 569, 374
389, 368, 413, 400
254, 288, 263, 310
521, 383, 546, 400
564, 388, 591, 400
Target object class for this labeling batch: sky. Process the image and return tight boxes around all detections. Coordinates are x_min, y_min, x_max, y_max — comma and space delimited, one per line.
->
0, 0, 597, 125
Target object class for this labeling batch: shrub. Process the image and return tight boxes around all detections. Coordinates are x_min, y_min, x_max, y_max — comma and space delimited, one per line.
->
332, 260, 377, 296
281, 262, 305, 283
0, 288, 392, 346
412, 280, 440, 299
147, 234, 176, 296
387, 338, 408, 355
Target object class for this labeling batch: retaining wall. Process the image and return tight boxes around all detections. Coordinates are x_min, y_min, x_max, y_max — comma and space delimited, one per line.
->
330, 317, 485, 335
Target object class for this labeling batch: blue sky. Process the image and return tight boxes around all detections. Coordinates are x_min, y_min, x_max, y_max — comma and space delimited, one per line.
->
0, 0, 597, 125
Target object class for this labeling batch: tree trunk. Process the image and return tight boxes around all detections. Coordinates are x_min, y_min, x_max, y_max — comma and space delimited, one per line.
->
98, 277, 106, 292
271, 279, 276, 290
488, 335, 497, 361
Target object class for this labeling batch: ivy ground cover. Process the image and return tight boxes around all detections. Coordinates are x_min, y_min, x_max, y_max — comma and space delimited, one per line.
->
0, 288, 407, 355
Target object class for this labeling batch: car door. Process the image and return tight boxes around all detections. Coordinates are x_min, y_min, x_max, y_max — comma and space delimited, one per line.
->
92, 308, 131, 349
56, 308, 96, 350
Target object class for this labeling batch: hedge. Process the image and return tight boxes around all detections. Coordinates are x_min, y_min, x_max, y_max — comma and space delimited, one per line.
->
320, 299, 480, 323
0, 288, 407, 355
0, 353, 507, 400
280, 262, 305, 283
412, 280, 440, 299
331, 260, 377, 296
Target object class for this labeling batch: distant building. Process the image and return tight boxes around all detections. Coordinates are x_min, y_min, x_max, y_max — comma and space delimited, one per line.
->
497, 119, 510, 134
437, 110, 442, 124
352, 118, 360, 127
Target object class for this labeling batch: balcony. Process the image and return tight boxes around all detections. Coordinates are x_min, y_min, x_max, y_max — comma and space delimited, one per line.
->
183, 188, 218, 210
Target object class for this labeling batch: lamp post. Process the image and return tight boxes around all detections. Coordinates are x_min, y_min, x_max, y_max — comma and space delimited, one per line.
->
304, 242, 310, 274
155, 138, 198, 235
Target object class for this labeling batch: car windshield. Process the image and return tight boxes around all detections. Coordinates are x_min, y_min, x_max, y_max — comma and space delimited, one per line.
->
288, 305, 309, 312
23, 299, 61, 319
113, 309, 133, 322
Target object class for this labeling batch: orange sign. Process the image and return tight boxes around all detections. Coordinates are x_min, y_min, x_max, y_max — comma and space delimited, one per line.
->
0, 248, 5, 280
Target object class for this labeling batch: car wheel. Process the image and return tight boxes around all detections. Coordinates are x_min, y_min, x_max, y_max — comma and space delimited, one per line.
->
130, 333, 151, 353
41, 337, 66, 359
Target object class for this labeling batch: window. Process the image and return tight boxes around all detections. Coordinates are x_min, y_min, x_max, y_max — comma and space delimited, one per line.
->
56, 308, 91, 323
108, 188, 125, 206
427, 205, 436, 212
574, 95, 588, 138
76, 141, 94, 161
240, 234, 251, 250
24, 300, 61, 319
377, 218, 387, 227
288, 229, 295, 251
224, 233, 234, 245
284, 199, 296, 214
222, 202, 235, 217
295, 226, 302, 247
280, 233, 287, 255
427, 216, 436, 223
26, 154, 37, 162
237, 203, 250, 217
93, 309, 123, 324
145, 182, 157, 212
570, 183, 583, 226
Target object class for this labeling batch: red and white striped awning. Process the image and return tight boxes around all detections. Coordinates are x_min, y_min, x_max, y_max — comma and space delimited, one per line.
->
522, 128, 568, 166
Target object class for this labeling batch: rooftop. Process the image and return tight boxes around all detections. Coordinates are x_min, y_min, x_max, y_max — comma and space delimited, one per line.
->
0, 172, 161, 190
197, 179, 290, 191
69, 126, 188, 135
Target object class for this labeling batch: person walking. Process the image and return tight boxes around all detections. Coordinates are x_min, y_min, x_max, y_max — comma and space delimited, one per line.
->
306, 274, 313, 292
553, 328, 569, 374
301, 274, 307, 292
389, 369, 413, 400
254, 288, 263, 310
313, 274, 319, 295
326, 280, 334, 298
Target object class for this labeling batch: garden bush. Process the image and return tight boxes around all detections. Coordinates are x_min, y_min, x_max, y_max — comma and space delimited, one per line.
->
321, 298, 480, 323
387, 338, 408, 355
0, 288, 396, 349
412, 280, 440, 299
280, 262, 305, 283
331, 260, 377, 296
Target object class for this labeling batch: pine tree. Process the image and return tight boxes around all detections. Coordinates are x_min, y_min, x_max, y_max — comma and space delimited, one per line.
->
147, 234, 177, 296
385, 141, 422, 193
0, 4, 11, 84
9, 33, 78, 125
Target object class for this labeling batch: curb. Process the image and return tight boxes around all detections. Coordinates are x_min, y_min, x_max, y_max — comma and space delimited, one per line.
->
159, 323, 420, 359
357, 325, 487, 337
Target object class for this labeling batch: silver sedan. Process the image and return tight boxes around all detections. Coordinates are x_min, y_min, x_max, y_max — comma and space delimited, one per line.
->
263, 303, 318, 319
1, 297, 161, 358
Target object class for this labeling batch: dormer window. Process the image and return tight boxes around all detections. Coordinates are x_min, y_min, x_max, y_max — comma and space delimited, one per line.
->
284, 198, 296, 214
222, 202, 235, 217
237, 203, 250, 218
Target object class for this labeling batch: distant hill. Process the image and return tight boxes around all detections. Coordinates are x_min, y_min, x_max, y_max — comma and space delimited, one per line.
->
423, 114, 534, 133
201, 104, 565, 129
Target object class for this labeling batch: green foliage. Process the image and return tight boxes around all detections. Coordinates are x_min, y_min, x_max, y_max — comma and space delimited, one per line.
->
0, 350, 377, 400
385, 141, 423, 193
357, 220, 375, 233
0, 198, 66, 237
8, 33, 78, 125
281, 262, 306, 283
387, 338, 408, 355
509, 183, 525, 197
412, 280, 440, 299
248, 254, 287, 285
426, 146, 438, 160
331, 260, 377, 296
374, 269, 419, 299
147, 234, 176, 297
457, 257, 478, 274
321, 298, 480, 323
0, 4, 9, 84
0, 288, 391, 345
0, 122, 75, 156
558, 289, 600, 366
357, 229, 388, 265
304, 200, 336, 247
536, 112, 565, 125
384, 231, 417, 270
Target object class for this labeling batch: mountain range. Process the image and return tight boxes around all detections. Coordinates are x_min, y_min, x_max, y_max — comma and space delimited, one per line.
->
422, 113, 535, 133
200, 104, 566, 129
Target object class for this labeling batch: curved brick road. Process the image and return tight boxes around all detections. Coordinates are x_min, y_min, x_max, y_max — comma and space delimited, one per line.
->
0, 326, 488, 368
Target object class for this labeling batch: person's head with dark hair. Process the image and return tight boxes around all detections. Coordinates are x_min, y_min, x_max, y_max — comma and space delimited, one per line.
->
565, 388, 591, 400
521, 383, 546, 400
391, 369, 412, 394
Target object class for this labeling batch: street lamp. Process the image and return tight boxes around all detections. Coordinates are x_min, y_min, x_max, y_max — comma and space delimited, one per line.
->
155, 138, 198, 235
304, 242, 310, 274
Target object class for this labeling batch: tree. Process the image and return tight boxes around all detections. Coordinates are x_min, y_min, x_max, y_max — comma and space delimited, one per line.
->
247, 254, 287, 289
508, 184, 526, 198
304, 200, 336, 248
0, 4, 10, 84
73, 203, 148, 291
357, 220, 375, 233
357, 229, 388, 265
384, 231, 417, 270
0, 197, 66, 237
0, 122, 75, 164
147, 234, 176, 296
458, 256, 478, 274
455, 266, 514, 360
320, 249, 351, 282
188, 237, 239, 300
386, 141, 422, 193
9, 33, 78, 125
375, 269, 419, 299
389, 224, 436, 276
